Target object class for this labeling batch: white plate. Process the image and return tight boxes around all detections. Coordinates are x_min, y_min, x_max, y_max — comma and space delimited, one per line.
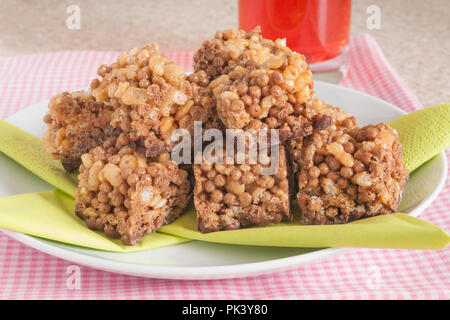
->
0, 81, 447, 280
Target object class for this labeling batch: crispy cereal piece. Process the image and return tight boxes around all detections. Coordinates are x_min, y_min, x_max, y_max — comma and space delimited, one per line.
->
74, 133, 191, 245
194, 27, 313, 105
91, 45, 214, 157
43, 91, 119, 172
286, 97, 358, 176
294, 123, 409, 224
208, 65, 314, 142
193, 145, 291, 232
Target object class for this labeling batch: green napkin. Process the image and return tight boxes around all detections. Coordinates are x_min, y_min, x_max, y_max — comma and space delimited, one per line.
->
0, 104, 449, 251
389, 103, 450, 172
0, 190, 189, 252
158, 205, 448, 249
0, 120, 78, 196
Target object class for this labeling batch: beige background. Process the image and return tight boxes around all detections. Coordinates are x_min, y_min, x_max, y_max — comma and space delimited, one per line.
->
0, 0, 448, 106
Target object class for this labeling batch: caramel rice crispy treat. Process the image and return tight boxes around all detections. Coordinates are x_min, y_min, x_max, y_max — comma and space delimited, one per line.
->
74, 133, 191, 245
91, 44, 216, 157
194, 28, 315, 141
43, 91, 120, 172
208, 64, 314, 142
44, 44, 215, 171
193, 145, 291, 232
194, 27, 313, 98
286, 97, 358, 176
294, 122, 409, 224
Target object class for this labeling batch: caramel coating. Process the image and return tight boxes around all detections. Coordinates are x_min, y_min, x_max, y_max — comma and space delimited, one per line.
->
74, 133, 191, 245
193, 146, 291, 232
293, 123, 409, 224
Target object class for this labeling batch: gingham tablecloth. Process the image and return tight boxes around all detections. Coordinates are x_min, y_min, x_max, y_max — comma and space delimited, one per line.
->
0, 34, 448, 300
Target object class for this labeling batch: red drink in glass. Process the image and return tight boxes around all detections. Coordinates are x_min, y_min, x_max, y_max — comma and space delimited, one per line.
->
239, 0, 352, 67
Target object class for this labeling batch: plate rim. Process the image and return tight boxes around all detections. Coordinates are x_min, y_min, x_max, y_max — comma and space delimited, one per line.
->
1, 80, 447, 280
0, 229, 350, 279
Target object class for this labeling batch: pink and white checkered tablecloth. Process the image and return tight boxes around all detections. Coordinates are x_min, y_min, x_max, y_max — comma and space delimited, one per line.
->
0, 34, 448, 300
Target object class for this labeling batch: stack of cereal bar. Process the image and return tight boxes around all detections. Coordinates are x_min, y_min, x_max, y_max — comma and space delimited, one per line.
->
43, 27, 409, 245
